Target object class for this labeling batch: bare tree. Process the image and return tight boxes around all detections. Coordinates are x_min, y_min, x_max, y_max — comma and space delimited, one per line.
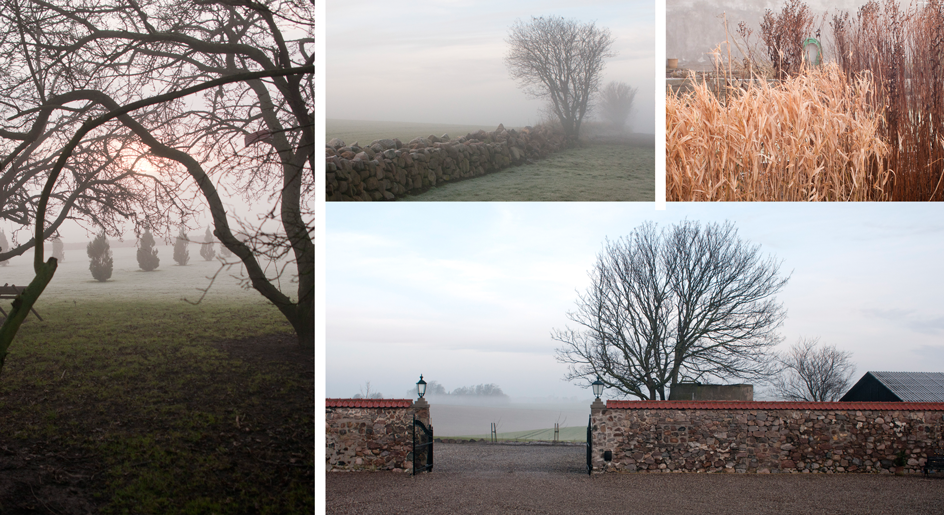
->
760, 0, 818, 79
554, 220, 790, 400
0, 0, 314, 346
772, 337, 855, 401
353, 382, 383, 399
598, 81, 638, 131
505, 16, 615, 141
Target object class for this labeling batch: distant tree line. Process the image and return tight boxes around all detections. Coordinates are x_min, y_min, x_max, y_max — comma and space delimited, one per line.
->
404, 380, 508, 398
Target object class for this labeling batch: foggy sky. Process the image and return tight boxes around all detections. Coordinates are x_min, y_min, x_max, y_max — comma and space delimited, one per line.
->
667, 0, 901, 69
326, 203, 944, 401
327, 0, 655, 133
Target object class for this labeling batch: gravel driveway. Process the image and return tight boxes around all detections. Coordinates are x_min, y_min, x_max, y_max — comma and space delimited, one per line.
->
326, 442, 944, 514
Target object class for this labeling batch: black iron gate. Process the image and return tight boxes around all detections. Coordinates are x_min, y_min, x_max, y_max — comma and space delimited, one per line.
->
413, 415, 433, 475
586, 414, 592, 476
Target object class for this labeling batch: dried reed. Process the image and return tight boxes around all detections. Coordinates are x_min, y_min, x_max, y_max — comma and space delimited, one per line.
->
833, 0, 944, 200
667, 64, 890, 201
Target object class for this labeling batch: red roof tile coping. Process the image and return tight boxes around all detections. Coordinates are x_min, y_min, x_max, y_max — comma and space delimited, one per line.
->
326, 398, 414, 408
605, 400, 944, 411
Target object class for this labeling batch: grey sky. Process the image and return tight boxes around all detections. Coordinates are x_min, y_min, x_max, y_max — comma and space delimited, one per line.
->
326, 202, 944, 401
667, 0, 905, 69
327, 0, 655, 132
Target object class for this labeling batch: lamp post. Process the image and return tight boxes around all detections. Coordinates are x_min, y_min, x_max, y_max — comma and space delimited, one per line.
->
415, 374, 429, 407
591, 376, 605, 410
417, 374, 427, 399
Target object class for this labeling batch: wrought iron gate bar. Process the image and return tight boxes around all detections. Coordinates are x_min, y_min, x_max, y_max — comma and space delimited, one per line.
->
413, 415, 434, 475
586, 414, 592, 476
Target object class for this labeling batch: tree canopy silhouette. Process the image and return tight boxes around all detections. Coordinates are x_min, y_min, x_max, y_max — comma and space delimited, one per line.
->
505, 16, 615, 141
555, 221, 790, 400
0, 0, 313, 347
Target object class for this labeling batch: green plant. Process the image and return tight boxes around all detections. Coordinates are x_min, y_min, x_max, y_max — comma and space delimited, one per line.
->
87, 231, 114, 282
137, 227, 160, 271
200, 227, 216, 262
895, 449, 907, 467
173, 228, 189, 266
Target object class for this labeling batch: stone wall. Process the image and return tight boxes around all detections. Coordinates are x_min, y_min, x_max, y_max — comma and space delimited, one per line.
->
325, 398, 430, 473
325, 124, 567, 201
590, 401, 944, 475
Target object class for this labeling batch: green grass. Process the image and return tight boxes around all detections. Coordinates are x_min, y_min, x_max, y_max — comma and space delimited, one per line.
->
0, 299, 312, 514
327, 119, 519, 146
399, 142, 655, 201
453, 426, 586, 442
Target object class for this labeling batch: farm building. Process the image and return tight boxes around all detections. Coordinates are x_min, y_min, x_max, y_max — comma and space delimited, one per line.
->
839, 371, 944, 402
668, 383, 753, 401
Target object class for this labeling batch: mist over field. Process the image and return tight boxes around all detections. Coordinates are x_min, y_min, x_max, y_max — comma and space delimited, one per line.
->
430, 399, 593, 438
328, 0, 654, 133
0, 244, 282, 303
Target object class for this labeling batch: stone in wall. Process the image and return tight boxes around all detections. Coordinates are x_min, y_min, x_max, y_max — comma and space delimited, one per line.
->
326, 401, 427, 473
325, 123, 568, 201
590, 403, 944, 475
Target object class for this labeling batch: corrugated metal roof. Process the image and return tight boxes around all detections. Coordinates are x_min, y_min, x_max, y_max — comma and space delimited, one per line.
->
326, 398, 413, 408
605, 400, 944, 411
869, 372, 944, 402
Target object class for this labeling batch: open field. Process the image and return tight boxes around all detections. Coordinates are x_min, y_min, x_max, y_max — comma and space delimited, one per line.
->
327, 444, 944, 514
430, 402, 591, 441
451, 426, 585, 443
401, 142, 655, 201
0, 280, 312, 511
1, 244, 287, 304
326, 119, 518, 146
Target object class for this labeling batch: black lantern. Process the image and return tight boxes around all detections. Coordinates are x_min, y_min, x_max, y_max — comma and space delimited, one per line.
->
592, 376, 604, 399
417, 374, 427, 399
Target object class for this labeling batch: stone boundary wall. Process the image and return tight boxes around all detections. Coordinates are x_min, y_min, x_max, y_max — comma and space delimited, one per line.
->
326, 398, 429, 473
591, 401, 944, 475
325, 124, 567, 201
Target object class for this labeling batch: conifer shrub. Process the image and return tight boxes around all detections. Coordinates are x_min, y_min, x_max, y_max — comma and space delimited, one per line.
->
87, 231, 113, 282
137, 227, 160, 271
200, 227, 216, 261
173, 229, 190, 266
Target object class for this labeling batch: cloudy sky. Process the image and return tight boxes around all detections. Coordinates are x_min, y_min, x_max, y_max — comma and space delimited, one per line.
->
326, 202, 944, 401
327, 0, 655, 132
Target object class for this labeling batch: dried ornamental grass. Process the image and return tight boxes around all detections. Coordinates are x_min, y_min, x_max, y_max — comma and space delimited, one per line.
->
667, 64, 890, 201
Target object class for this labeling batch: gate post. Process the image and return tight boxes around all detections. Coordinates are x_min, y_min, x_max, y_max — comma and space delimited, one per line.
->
412, 397, 432, 474
590, 396, 606, 474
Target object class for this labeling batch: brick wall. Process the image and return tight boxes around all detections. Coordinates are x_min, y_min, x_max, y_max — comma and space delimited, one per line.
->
325, 124, 567, 201
326, 398, 430, 472
590, 401, 944, 474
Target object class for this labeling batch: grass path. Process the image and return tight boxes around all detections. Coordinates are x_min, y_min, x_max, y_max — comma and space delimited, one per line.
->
401, 143, 654, 201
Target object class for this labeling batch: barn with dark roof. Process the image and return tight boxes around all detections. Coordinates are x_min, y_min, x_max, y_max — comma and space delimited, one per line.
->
839, 371, 944, 402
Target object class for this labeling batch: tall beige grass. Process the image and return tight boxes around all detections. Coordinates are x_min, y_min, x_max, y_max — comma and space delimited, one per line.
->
667, 64, 890, 201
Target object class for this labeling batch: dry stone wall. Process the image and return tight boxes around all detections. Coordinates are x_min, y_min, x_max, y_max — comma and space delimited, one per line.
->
326, 399, 430, 473
325, 124, 567, 201
591, 401, 944, 475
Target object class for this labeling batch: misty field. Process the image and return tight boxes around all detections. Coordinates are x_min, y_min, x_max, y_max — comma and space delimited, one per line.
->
403, 142, 654, 201
430, 402, 590, 442
1, 243, 282, 303
0, 247, 311, 513
327, 119, 516, 146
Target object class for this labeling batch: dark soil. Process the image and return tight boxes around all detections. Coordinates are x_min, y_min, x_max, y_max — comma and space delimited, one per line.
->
0, 333, 313, 514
